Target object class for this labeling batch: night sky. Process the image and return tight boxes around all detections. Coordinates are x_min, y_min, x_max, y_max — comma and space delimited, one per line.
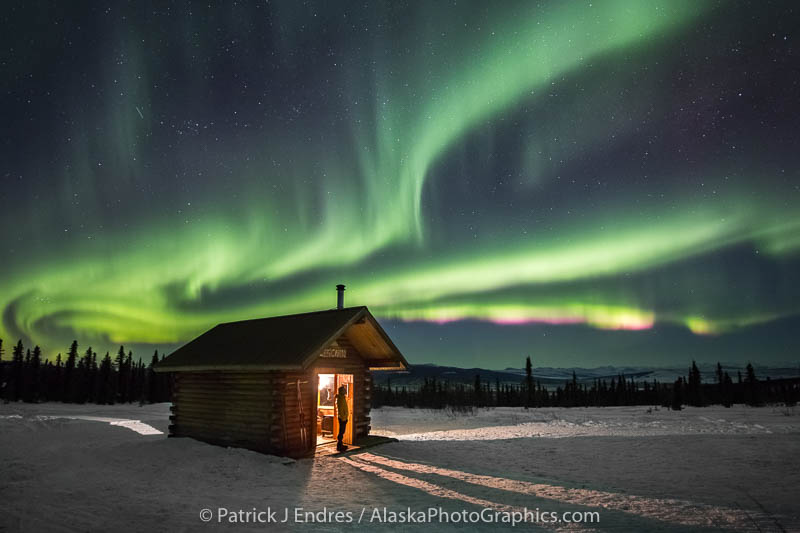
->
1, 1, 798, 369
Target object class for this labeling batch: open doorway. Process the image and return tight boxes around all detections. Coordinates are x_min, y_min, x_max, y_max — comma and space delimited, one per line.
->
316, 373, 354, 446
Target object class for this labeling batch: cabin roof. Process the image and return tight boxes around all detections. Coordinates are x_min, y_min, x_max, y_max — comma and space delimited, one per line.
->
155, 306, 408, 372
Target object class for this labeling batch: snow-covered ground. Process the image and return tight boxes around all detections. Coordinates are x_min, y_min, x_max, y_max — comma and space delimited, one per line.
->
1, 403, 798, 532
372, 404, 800, 440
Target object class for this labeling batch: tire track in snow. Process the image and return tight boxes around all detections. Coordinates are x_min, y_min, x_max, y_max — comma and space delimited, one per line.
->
340, 456, 587, 531
354, 453, 781, 531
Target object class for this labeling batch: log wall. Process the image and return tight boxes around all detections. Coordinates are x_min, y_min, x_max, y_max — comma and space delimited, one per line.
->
169, 352, 375, 457
170, 370, 316, 457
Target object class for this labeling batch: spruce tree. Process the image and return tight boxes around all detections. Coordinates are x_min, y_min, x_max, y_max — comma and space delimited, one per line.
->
159, 353, 172, 402
525, 356, 533, 409
90, 351, 102, 402
11, 340, 24, 401
30, 346, 42, 402
41, 360, 53, 401
574, 371, 579, 404
147, 351, 159, 403
687, 361, 703, 407
75, 356, 87, 404
722, 372, 733, 407
136, 361, 146, 404
0, 338, 4, 401
671, 377, 684, 410
64, 340, 78, 402
98, 352, 114, 404
745, 363, 761, 406
125, 350, 134, 403
115, 346, 127, 402
715, 362, 724, 404
23, 349, 32, 402
89, 349, 98, 402
77, 347, 92, 403
52, 354, 63, 401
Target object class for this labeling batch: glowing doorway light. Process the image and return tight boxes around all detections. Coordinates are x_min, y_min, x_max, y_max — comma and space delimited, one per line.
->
318, 373, 335, 390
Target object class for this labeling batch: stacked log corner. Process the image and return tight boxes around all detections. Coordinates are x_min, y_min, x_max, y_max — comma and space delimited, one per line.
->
355, 370, 372, 440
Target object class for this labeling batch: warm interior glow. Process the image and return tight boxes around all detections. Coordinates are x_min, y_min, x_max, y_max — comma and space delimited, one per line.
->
318, 374, 335, 409
318, 374, 334, 391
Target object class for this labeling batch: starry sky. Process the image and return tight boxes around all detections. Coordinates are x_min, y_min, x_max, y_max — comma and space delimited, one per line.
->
1, 1, 798, 368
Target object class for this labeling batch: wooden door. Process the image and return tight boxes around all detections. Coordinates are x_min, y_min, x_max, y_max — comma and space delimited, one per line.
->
333, 373, 354, 445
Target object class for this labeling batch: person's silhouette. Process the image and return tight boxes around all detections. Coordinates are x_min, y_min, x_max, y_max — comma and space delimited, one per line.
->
335, 385, 349, 452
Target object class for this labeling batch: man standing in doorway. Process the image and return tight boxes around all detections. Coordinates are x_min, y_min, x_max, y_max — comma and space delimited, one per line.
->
336, 385, 349, 452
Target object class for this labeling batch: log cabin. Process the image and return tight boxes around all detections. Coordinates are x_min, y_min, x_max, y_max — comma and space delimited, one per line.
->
154, 285, 408, 457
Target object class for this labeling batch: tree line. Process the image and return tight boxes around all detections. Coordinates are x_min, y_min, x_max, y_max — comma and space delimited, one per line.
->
372, 357, 800, 410
3, 337, 797, 411
0, 338, 171, 404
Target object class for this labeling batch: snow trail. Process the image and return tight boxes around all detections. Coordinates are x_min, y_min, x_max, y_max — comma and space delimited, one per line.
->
350, 453, 779, 530
34, 415, 163, 435
340, 456, 586, 531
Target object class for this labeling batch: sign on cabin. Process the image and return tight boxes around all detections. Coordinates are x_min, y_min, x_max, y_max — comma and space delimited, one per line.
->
320, 347, 347, 359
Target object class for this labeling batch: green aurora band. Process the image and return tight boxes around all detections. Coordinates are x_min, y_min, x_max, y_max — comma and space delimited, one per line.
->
1, 0, 799, 363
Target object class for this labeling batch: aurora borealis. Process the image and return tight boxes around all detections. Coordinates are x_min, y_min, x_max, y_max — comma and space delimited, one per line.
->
1, 1, 798, 368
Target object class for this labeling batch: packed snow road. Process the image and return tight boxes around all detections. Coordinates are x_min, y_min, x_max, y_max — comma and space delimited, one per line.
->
1, 403, 798, 531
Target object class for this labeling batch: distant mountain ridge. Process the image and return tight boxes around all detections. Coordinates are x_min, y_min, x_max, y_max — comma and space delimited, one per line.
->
373, 363, 800, 389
